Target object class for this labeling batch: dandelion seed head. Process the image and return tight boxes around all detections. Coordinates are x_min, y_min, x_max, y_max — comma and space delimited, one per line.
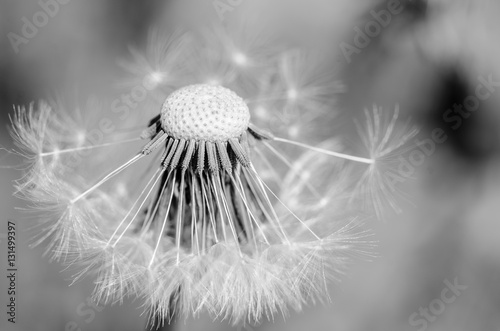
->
161, 84, 250, 142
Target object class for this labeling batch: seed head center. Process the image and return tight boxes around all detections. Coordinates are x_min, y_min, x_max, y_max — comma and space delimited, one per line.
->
161, 84, 250, 142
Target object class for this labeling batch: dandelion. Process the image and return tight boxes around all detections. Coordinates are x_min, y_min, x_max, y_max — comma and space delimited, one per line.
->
10, 23, 414, 326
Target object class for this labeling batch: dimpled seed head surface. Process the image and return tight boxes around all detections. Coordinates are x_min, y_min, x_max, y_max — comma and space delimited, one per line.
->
161, 84, 251, 142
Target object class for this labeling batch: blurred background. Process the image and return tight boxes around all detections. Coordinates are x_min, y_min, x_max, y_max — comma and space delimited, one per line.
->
1, 0, 500, 330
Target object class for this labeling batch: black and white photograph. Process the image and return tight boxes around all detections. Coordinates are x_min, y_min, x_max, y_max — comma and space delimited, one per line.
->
1, 1, 500, 330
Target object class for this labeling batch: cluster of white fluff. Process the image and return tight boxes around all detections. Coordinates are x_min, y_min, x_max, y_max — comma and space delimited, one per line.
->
10, 19, 415, 326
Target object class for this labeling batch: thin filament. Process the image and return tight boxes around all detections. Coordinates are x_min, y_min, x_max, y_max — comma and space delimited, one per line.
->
175, 172, 186, 265
273, 137, 374, 164
71, 154, 144, 203
261, 141, 321, 198
109, 168, 165, 247
149, 170, 176, 268
229, 174, 270, 245
249, 164, 321, 240
39, 137, 142, 156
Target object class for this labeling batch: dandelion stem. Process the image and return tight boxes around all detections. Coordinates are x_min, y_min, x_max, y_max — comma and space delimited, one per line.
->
200, 174, 219, 243
247, 165, 291, 244
210, 174, 229, 243
229, 173, 270, 245
190, 176, 200, 255
272, 137, 375, 164
70, 154, 143, 203
175, 171, 186, 265
39, 137, 142, 156
216, 173, 243, 252
249, 165, 321, 241
261, 141, 321, 198
109, 167, 164, 247
139, 165, 176, 237
149, 170, 175, 268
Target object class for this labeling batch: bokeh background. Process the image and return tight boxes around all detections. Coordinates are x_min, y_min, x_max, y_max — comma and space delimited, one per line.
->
1, 0, 500, 330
